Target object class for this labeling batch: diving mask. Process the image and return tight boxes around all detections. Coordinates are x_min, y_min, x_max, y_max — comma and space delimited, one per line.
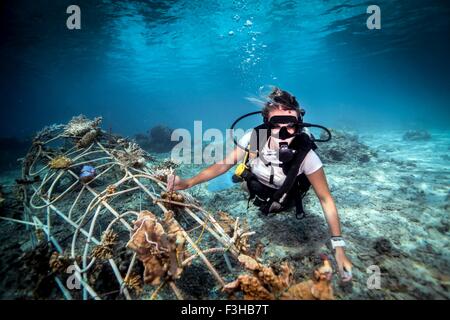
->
267, 115, 300, 140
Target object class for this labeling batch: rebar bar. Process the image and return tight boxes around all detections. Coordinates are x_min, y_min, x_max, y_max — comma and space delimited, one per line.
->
16, 119, 249, 300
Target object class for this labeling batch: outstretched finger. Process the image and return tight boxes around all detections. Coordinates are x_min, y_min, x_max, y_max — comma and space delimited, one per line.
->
341, 266, 353, 282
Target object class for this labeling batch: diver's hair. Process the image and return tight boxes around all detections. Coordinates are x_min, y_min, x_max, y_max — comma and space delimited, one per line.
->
261, 87, 301, 119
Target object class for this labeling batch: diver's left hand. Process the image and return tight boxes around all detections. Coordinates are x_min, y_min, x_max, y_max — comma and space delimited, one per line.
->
334, 247, 353, 282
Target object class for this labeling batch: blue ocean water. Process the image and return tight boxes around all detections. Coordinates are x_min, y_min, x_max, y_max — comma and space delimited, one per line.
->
0, 0, 449, 139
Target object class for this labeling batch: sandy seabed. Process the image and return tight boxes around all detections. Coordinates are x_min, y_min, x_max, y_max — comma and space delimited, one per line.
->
0, 129, 448, 299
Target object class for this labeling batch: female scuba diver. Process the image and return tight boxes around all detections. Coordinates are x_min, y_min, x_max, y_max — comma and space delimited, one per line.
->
168, 87, 353, 282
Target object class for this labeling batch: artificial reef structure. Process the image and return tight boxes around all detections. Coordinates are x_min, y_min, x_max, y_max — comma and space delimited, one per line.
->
10, 115, 334, 300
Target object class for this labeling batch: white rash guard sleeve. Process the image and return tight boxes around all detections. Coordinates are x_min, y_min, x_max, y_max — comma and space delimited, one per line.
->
237, 131, 252, 148
299, 149, 323, 175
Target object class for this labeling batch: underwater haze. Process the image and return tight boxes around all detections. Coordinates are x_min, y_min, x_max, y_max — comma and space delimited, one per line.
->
1, 0, 450, 138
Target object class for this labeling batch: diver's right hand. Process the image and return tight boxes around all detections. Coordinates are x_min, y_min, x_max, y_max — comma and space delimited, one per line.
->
167, 174, 191, 191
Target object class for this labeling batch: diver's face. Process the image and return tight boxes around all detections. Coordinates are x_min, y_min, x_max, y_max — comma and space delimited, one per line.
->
267, 108, 298, 136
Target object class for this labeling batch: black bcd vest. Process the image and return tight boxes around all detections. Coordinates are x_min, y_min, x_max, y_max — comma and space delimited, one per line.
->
245, 124, 318, 218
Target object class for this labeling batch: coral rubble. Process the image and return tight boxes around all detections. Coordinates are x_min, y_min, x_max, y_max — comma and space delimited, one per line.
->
48, 155, 72, 169
224, 254, 334, 300
112, 139, 147, 168
49, 251, 72, 273
77, 128, 99, 148
161, 191, 185, 203
319, 129, 376, 163
63, 115, 102, 137
91, 230, 118, 260
223, 254, 293, 300
281, 257, 334, 300
124, 273, 143, 295
126, 210, 186, 285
